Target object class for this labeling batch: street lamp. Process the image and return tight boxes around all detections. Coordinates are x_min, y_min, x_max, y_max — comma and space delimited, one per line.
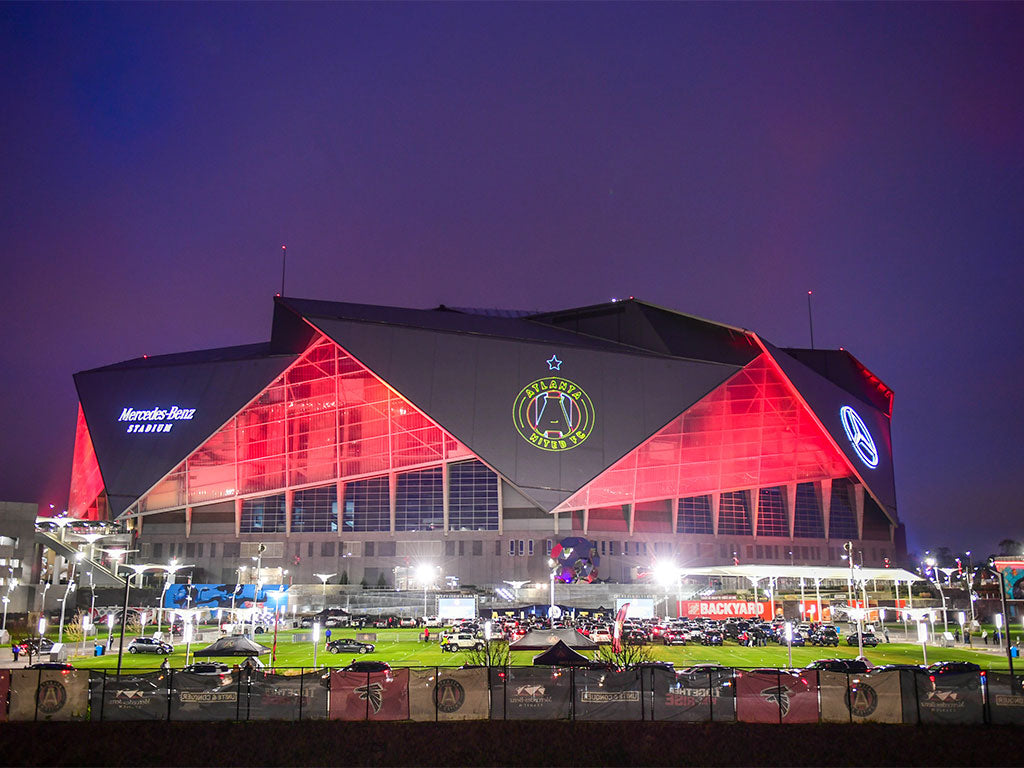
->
652, 559, 682, 618
925, 557, 948, 633
154, 560, 193, 638
312, 621, 321, 669
2, 578, 17, 632
315, 573, 335, 612
114, 562, 162, 676
784, 621, 794, 669
57, 578, 76, 643
844, 542, 864, 657
270, 588, 287, 668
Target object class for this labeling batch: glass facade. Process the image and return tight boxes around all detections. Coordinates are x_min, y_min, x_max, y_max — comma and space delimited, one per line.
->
137, 333, 472, 513
395, 468, 443, 531
756, 487, 788, 538
717, 491, 751, 536
829, 479, 859, 540
793, 482, 825, 538
68, 404, 105, 519
448, 460, 499, 531
343, 476, 391, 532
240, 494, 286, 533
677, 495, 713, 534
291, 486, 338, 533
555, 355, 851, 513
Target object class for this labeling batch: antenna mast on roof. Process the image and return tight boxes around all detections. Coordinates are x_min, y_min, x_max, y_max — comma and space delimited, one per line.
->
280, 245, 287, 296
807, 290, 815, 349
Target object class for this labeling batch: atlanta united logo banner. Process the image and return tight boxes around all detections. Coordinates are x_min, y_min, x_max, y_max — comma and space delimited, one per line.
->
408, 668, 489, 721
99, 672, 170, 721
329, 669, 409, 721
574, 668, 643, 721
736, 670, 819, 723
489, 667, 572, 720
10, 669, 89, 721
819, 671, 903, 723
917, 672, 983, 725
0, 670, 8, 722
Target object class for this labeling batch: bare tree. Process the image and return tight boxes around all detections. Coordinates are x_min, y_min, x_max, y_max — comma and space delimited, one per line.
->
465, 637, 511, 668
594, 636, 653, 669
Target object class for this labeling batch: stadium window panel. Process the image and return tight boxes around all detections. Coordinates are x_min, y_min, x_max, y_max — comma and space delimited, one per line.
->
601, 541, 606, 555
445, 541, 455, 557
756, 487, 789, 537
509, 540, 515, 556
343, 476, 391, 532
395, 467, 443, 532
528, 540, 534, 556
472, 540, 482, 556
828, 479, 859, 540
458, 540, 465, 556
321, 541, 335, 557
792, 482, 825, 538
518, 540, 524, 556
292, 485, 338, 533
448, 460, 499, 531
678, 495, 713, 534
546, 539, 553, 555
609, 541, 617, 556
495, 540, 501, 557
717, 491, 751, 536
240, 494, 286, 533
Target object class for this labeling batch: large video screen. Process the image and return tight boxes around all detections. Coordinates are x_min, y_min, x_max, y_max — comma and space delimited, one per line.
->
615, 598, 654, 619
438, 597, 477, 620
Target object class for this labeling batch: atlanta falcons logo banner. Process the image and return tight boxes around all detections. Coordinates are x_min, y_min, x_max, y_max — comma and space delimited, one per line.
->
99, 672, 170, 721
819, 670, 904, 723
329, 669, 409, 721
736, 671, 819, 723
0, 670, 8, 722
489, 666, 572, 720
9, 669, 89, 721
408, 668, 489, 721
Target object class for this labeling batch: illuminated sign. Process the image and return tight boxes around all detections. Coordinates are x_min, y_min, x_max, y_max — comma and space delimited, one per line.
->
118, 405, 196, 434
513, 377, 595, 452
839, 405, 878, 468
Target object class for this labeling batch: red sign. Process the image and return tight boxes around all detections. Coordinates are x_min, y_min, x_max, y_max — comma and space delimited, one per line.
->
736, 671, 819, 723
329, 669, 409, 721
678, 600, 769, 620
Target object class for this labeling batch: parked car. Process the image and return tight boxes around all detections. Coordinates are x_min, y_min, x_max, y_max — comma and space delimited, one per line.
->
809, 628, 839, 647
327, 638, 375, 654
19, 637, 55, 655
422, 616, 442, 627
804, 658, 869, 673
344, 660, 391, 674
399, 617, 418, 628
183, 661, 231, 676
926, 661, 981, 677
127, 637, 174, 655
778, 631, 806, 647
661, 629, 688, 646
700, 630, 724, 646
26, 662, 74, 670
846, 632, 879, 647
441, 633, 485, 653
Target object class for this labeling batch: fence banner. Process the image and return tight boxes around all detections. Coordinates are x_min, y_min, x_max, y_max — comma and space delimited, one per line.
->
98, 672, 170, 721
408, 668, 489, 721
489, 667, 571, 720
820, 671, 905, 723
987, 672, 1024, 725
245, 672, 328, 720
0, 670, 8, 722
9, 669, 89, 721
574, 668, 643, 721
917, 672, 984, 724
329, 669, 409, 721
648, 667, 734, 722
736, 670, 818, 723
169, 671, 240, 721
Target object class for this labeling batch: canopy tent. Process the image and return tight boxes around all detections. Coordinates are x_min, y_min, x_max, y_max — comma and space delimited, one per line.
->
678, 564, 923, 584
509, 627, 598, 651
195, 634, 271, 657
532, 640, 594, 667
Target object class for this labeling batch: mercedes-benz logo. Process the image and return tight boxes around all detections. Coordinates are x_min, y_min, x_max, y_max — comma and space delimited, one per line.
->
840, 406, 879, 468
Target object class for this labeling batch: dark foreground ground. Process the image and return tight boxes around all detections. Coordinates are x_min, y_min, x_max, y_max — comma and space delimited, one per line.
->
2, 721, 1024, 767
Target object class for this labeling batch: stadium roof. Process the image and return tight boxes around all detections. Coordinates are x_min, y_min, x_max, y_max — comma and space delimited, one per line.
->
679, 564, 923, 583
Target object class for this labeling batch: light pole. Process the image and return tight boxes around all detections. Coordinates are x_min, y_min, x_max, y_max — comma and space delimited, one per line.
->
312, 621, 321, 669
925, 557, 948, 633
414, 564, 437, 619
315, 573, 335, 613
270, 588, 286, 668
785, 621, 793, 669
106, 612, 115, 650
965, 550, 977, 630
2, 578, 17, 632
115, 562, 161, 676
844, 542, 863, 657
57, 578, 76, 643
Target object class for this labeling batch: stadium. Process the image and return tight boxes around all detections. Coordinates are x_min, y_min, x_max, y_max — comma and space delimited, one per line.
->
58, 296, 903, 596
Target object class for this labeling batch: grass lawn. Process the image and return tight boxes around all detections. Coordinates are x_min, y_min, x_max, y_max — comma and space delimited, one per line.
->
66, 626, 1013, 673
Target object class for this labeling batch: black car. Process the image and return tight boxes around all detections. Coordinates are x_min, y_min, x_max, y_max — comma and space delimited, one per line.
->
927, 661, 981, 677
344, 660, 391, 674
327, 638, 375, 654
20, 637, 55, 655
26, 662, 74, 670
127, 637, 174, 654
700, 630, 724, 646
809, 629, 839, 647
804, 658, 870, 673
846, 632, 879, 647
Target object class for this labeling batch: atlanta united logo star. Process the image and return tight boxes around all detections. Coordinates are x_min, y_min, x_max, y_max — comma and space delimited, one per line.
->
513, 373, 595, 452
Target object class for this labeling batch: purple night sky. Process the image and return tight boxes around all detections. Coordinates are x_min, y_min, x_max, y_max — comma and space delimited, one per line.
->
2, 3, 1022, 557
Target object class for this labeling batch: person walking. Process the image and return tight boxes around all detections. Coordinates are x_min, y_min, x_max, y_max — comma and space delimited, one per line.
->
423, 627, 430, 644
883, 627, 890, 643
982, 629, 989, 645
12, 643, 20, 663
160, 657, 170, 673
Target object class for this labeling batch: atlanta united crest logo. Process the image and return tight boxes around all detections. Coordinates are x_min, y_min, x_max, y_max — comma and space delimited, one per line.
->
513, 376, 595, 452
434, 678, 467, 713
